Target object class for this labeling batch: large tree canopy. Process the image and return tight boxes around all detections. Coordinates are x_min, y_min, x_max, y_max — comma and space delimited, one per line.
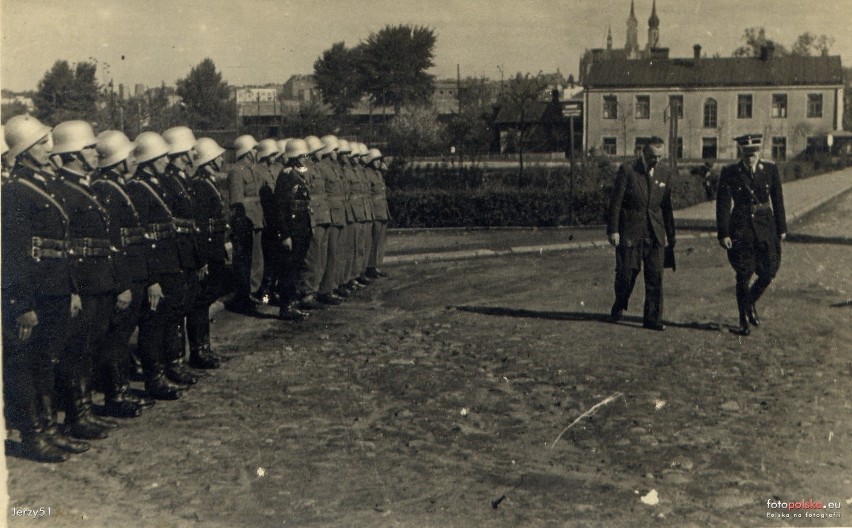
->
359, 24, 437, 114
313, 42, 364, 116
175, 58, 235, 130
33, 60, 100, 123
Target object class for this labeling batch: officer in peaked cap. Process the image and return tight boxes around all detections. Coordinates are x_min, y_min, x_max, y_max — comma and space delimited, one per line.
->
716, 134, 787, 336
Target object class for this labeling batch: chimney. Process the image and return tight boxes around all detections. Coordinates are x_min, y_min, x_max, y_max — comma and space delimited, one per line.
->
693, 44, 702, 61
759, 42, 775, 61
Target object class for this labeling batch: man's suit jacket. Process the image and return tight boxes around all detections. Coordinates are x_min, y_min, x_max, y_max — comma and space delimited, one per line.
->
607, 157, 676, 248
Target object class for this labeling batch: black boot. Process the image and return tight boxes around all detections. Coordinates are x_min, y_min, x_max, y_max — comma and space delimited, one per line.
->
165, 361, 198, 385
64, 413, 110, 440
189, 343, 220, 370
298, 295, 325, 310
20, 432, 70, 463
748, 280, 770, 326
19, 398, 70, 462
279, 303, 308, 321
732, 281, 751, 336
44, 424, 90, 454
334, 286, 351, 298
366, 267, 388, 279
356, 274, 374, 285
122, 390, 156, 409
100, 364, 142, 418
317, 293, 344, 305
61, 379, 110, 440
145, 372, 182, 400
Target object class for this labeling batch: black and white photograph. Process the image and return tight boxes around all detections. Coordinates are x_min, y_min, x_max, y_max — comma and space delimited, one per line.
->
1, 0, 851, 526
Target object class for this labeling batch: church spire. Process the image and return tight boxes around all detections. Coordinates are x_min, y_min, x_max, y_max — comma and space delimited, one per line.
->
607, 25, 613, 50
647, 0, 660, 50
625, 0, 639, 57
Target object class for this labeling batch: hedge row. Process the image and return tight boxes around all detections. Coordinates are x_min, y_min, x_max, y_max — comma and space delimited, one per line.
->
387, 187, 612, 228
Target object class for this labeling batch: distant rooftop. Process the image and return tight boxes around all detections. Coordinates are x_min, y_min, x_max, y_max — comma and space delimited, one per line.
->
584, 55, 843, 89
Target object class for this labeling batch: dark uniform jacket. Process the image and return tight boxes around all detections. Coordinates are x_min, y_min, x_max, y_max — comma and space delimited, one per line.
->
366, 166, 390, 222
318, 158, 347, 227
607, 157, 675, 248
57, 168, 116, 295
92, 173, 149, 291
1, 164, 75, 319
190, 172, 229, 264
227, 158, 264, 227
273, 167, 312, 240
716, 159, 786, 243
127, 174, 182, 284
162, 166, 200, 271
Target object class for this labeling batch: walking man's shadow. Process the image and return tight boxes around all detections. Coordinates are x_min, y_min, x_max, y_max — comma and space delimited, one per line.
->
453, 305, 721, 332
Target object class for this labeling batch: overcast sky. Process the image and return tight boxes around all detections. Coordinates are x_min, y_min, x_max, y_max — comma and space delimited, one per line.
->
1, 0, 850, 92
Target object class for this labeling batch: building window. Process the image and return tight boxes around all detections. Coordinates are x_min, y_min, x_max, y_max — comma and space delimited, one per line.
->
602, 137, 617, 155
603, 96, 618, 119
668, 95, 683, 120
634, 137, 652, 154
673, 137, 683, 159
772, 94, 787, 118
807, 93, 823, 118
635, 95, 650, 119
703, 99, 717, 128
737, 94, 753, 119
702, 137, 718, 159
772, 137, 787, 160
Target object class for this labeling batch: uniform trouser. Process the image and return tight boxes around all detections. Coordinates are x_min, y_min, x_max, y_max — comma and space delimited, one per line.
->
187, 259, 225, 353
358, 220, 373, 275
3, 295, 69, 435
279, 234, 311, 305
320, 225, 345, 295
137, 271, 191, 375
260, 228, 282, 295
349, 222, 366, 281
57, 293, 113, 421
231, 219, 254, 302
368, 220, 388, 269
302, 224, 329, 296
250, 228, 264, 293
340, 222, 356, 285
93, 281, 146, 398
613, 240, 665, 325
728, 230, 781, 314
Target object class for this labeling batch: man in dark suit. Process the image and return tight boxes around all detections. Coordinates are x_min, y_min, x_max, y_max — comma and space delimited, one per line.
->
607, 136, 676, 331
716, 134, 786, 336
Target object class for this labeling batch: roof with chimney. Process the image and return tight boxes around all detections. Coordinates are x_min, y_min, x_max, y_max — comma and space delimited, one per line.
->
584, 54, 843, 89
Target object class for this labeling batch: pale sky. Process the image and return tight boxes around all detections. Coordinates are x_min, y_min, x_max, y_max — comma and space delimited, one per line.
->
1, 0, 851, 92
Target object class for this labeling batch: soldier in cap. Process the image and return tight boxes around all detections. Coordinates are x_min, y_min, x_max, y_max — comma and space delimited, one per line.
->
716, 134, 787, 336
255, 138, 283, 304
227, 135, 264, 312
364, 147, 390, 279
126, 131, 186, 401
317, 135, 348, 304
2, 115, 84, 461
49, 120, 126, 437
91, 130, 156, 415
272, 139, 313, 321
606, 136, 676, 331
299, 135, 333, 308
186, 137, 230, 369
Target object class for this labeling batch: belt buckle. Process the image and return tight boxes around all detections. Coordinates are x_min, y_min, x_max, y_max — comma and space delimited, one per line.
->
30, 245, 42, 262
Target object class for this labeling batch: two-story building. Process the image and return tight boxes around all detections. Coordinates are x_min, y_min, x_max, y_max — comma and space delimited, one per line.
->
583, 45, 844, 160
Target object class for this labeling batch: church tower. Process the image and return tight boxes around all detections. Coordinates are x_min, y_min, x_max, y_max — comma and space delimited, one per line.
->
647, 0, 660, 50
625, 0, 640, 58
607, 25, 613, 51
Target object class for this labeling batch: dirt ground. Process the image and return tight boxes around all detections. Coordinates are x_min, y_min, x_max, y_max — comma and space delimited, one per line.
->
6, 192, 852, 528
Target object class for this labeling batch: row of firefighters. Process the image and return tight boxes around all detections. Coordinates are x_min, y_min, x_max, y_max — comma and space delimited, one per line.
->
0, 114, 391, 463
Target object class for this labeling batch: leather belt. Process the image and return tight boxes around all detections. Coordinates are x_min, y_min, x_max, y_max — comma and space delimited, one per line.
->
147, 222, 176, 240
31, 237, 70, 261
174, 218, 197, 234
208, 218, 229, 233
70, 237, 112, 258
120, 227, 148, 247
750, 202, 772, 213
